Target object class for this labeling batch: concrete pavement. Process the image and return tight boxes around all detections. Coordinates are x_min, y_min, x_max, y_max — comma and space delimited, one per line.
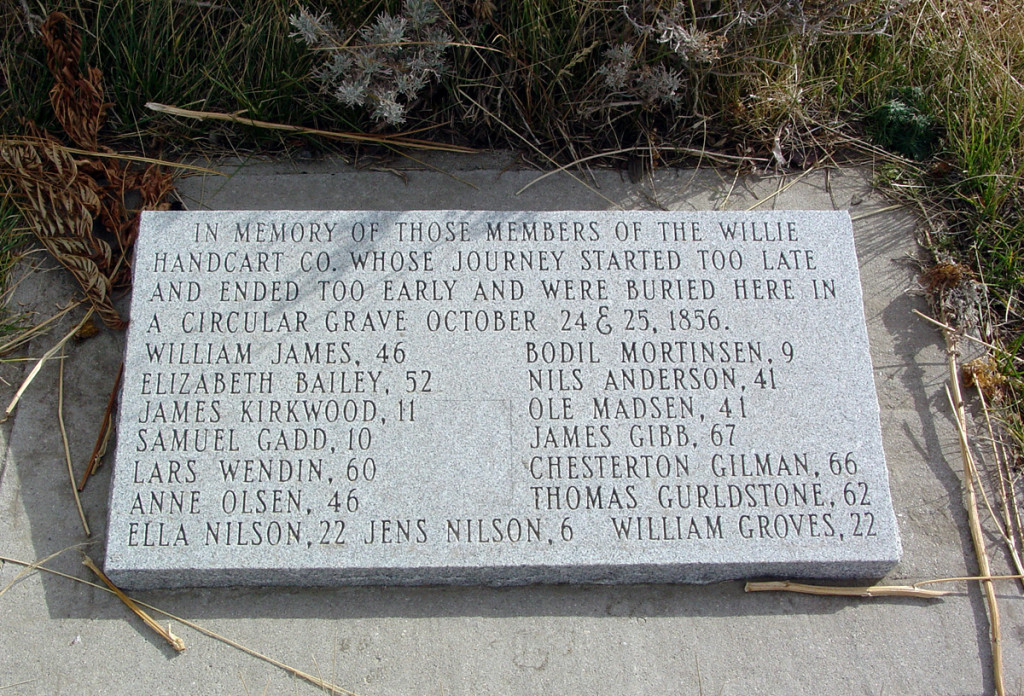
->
0, 153, 1020, 695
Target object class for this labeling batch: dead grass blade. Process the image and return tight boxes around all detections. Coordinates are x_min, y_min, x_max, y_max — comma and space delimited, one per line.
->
976, 387, 1024, 590
82, 555, 185, 653
455, 88, 622, 209
0, 545, 85, 600
515, 147, 635, 196
0, 299, 83, 357
0, 553, 359, 695
912, 309, 1024, 365
157, 606, 359, 695
946, 376, 1024, 567
744, 581, 950, 599
914, 574, 1024, 587
743, 168, 816, 211
850, 204, 906, 221
377, 148, 480, 190
943, 340, 1005, 695
58, 346, 89, 537
145, 102, 476, 154
1003, 443, 1024, 590
0, 136, 222, 176
0, 679, 38, 691
78, 361, 122, 491
747, 573, 1024, 598
4, 308, 93, 419
970, 386, 1024, 593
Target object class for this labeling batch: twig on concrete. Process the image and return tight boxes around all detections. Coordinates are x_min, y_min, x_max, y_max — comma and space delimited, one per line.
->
915, 310, 1024, 592
58, 347, 89, 537
947, 384, 1024, 570
914, 574, 1024, 587
744, 580, 950, 599
943, 343, 1006, 695
82, 555, 185, 652
1007, 456, 1024, 588
976, 386, 1024, 591
746, 574, 1024, 599
78, 361, 122, 491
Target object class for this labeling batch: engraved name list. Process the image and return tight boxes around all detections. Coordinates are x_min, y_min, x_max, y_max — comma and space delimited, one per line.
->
105, 209, 901, 588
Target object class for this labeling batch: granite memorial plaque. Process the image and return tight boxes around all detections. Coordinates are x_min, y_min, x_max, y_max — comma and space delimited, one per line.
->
104, 209, 901, 588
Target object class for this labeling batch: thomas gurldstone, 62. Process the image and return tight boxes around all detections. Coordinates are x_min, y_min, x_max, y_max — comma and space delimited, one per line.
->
104, 209, 901, 588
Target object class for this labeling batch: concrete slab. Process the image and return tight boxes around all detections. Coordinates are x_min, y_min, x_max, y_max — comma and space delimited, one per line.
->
1, 153, 1021, 695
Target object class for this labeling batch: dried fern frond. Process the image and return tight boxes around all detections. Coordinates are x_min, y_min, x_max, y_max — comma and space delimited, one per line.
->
922, 260, 974, 293
41, 12, 110, 152
2, 12, 174, 328
963, 356, 1007, 400
0, 140, 125, 329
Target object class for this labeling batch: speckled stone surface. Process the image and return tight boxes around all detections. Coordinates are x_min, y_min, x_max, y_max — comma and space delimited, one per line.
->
104, 208, 899, 588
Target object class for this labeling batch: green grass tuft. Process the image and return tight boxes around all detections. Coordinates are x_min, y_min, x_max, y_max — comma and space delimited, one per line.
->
869, 87, 940, 160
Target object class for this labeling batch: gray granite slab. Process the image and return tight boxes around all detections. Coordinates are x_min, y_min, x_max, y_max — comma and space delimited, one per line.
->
104, 209, 900, 587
